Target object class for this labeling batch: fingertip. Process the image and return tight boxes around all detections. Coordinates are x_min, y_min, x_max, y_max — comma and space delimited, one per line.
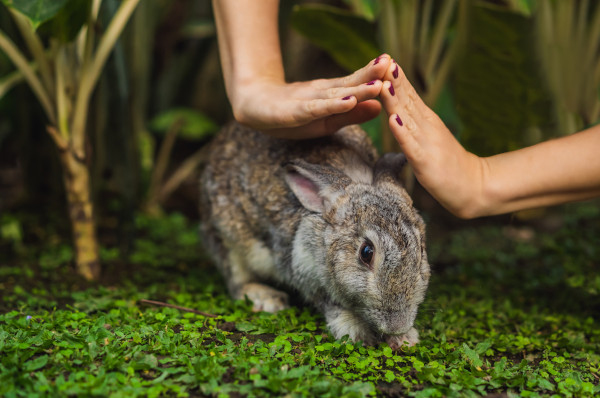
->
385, 80, 395, 96
388, 113, 405, 133
340, 95, 358, 109
361, 79, 383, 99
386, 61, 406, 82
369, 54, 392, 78
395, 114, 404, 127
373, 53, 390, 66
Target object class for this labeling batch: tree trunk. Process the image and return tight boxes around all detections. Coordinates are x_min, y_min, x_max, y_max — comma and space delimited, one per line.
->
58, 147, 100, 281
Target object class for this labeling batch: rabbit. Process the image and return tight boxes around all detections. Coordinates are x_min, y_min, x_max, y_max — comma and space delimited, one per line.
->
199, 122, 430, 349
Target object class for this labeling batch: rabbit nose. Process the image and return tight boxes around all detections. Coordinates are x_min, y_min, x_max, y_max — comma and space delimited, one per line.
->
385, 330, 419, 350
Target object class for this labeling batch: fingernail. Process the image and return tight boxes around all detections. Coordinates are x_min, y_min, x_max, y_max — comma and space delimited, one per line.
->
342, 95, 352, 100
388, 84, 395, 96
393, 65, 399, 79
374, 55, 381, 65
396, 115, 403, 126
366, 80, 376, 86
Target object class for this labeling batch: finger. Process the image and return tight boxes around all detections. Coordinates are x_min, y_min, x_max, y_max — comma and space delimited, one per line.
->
291, 95, 360, 126
387, 112, 424, 164
321, 79, 384, 103
266, 100, 382, 139
313, 54, 392, 90
380, 79, 421, 158
322, 100, 382, 133
384, 61, 431, 118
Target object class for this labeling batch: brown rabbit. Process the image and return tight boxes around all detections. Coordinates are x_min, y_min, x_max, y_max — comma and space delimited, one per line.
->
199, 122, 430, 349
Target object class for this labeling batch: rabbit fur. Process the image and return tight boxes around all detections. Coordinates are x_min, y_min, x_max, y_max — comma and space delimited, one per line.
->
199, 122, 430, 349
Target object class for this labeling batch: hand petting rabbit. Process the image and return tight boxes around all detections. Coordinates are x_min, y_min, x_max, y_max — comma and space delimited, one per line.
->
199, 122, 430, 349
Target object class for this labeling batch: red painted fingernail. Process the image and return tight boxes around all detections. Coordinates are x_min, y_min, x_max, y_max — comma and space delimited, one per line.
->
366, 80, 376, 85
393, 65, 399, 79
396, 115, 403, 126
342, 95, 352, 100
388, 84, 395, 96
374, 55, 381, 65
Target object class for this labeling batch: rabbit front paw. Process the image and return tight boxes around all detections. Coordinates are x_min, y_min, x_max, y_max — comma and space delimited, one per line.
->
385, 327, 420, 350
324, 306, 376, 344
239, 283, 290, 313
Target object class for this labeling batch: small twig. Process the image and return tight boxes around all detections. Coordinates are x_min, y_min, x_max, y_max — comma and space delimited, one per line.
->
139, 299, 217, 318
158, 144, 210, 203
146, 118, 184, 209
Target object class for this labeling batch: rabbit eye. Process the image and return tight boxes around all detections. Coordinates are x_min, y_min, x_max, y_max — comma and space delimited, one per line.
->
359, 240, 374, 268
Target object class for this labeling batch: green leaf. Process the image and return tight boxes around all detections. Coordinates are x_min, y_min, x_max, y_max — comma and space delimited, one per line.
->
1, 0, 70, 29
462, 343, 483, 368
1, 215, 22, 244
384, 369, 396, 383
290, 4, 379, 72
342, 0, 379, 21
24, 355, 48, 371
37, 0, 90, 42
149, 108, 218, 141
508, 0, 534, 16
132, 354, 158, 370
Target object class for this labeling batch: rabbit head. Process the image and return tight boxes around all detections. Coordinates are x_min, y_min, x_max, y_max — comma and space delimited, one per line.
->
285, 153, 430, 343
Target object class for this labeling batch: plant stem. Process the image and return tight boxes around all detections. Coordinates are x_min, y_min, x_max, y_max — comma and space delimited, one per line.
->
71, 0, 141, 157
146, 119, 184, 212
58, 148, 101, 281
158, 146, 210, 204
54, 47, 70, 142
0, 67, 26, 99
424, 0, 457, 81
9, 9, 54, 98
0, 29, 55, 124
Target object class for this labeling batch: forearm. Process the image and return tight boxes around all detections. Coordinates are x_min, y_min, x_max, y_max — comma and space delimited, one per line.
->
212, 0, 284, 102
478, 124, 600, 216
212, 0, 388, 137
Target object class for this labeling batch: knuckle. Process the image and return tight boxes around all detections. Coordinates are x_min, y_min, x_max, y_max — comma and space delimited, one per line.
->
326, 86, 341, 98
339, 73, 354, 86
304, 99, 322, 119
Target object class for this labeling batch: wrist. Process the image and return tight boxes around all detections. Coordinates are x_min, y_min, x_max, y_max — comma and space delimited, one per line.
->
448, 153, 492, 219
228, 76, 285, 127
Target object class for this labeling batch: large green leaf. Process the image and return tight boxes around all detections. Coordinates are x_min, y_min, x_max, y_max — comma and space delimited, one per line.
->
290, 4, 379, 72
37, 0, 90, 42
341, 0, 379, 21
452, 4, 555, 156
1, 0, 69, 28
149, 108, 218, 141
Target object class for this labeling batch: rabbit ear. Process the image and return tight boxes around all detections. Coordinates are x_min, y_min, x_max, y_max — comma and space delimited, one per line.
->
374, 153, 407, 186
284, 160, 352, 213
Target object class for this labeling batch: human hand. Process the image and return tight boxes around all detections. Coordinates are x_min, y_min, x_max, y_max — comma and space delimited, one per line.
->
379, 61, 487, 218
230, 55, 392, 139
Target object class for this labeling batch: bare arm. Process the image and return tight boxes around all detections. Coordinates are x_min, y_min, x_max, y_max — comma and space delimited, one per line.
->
212, 0, 284, 99
379, 61, 600, 218
212, 0, 391, 138
481, 125, 600, 217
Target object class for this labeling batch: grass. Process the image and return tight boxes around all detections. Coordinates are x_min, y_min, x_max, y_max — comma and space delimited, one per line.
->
1, 203, 599, 397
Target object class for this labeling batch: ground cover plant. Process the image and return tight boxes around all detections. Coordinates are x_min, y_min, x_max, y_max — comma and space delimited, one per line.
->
1, 202, 600, 397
